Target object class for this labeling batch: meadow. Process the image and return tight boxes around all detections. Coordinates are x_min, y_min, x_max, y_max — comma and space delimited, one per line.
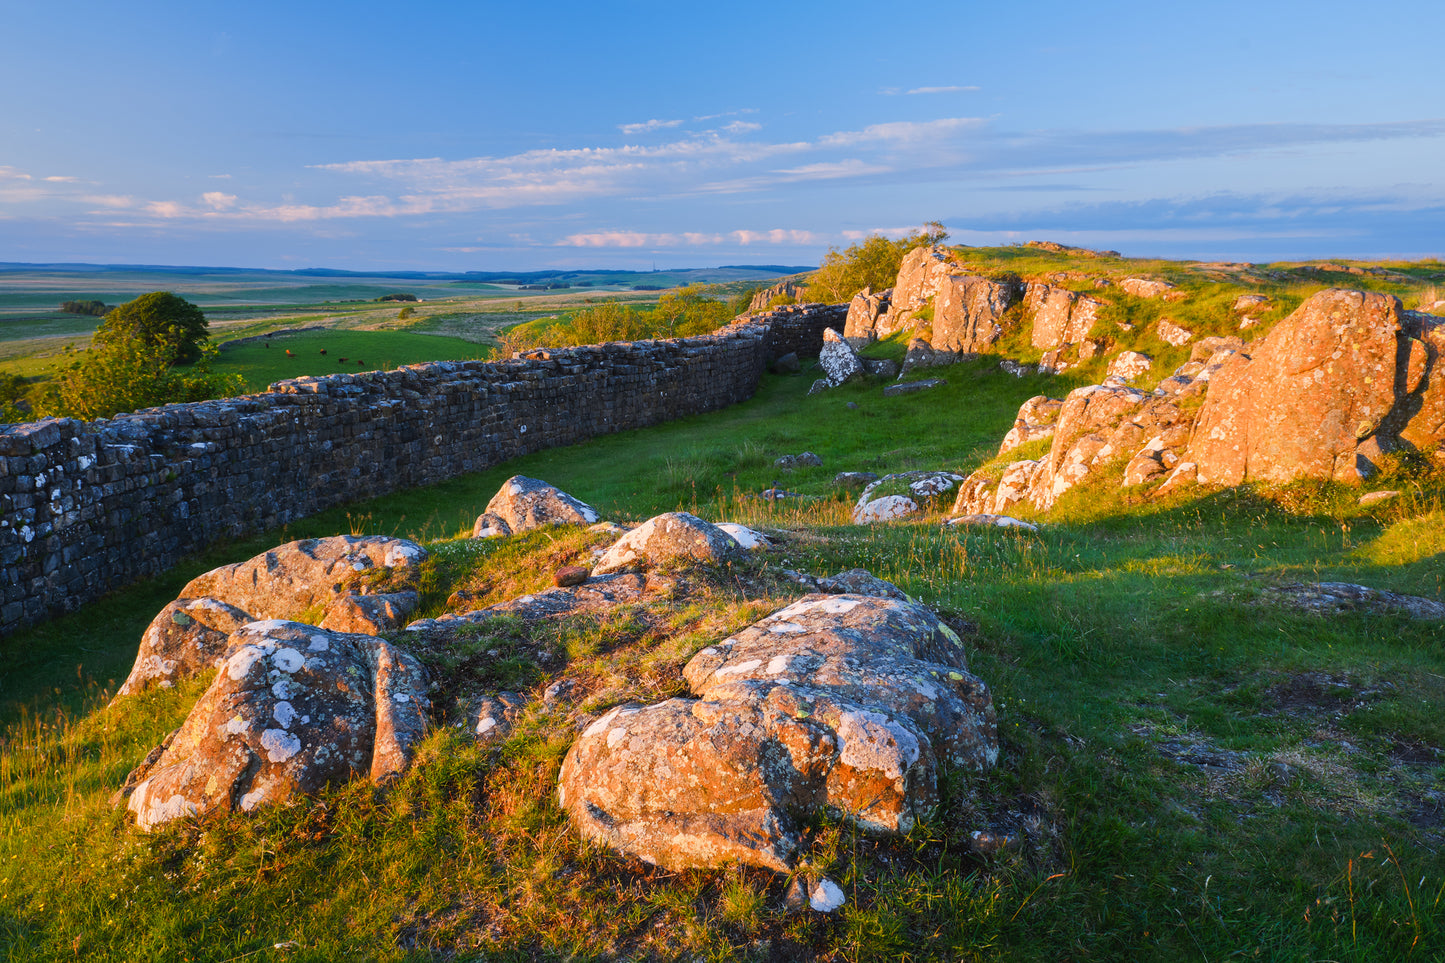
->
1, 248, 1443, 960
3, 343, 1444, 960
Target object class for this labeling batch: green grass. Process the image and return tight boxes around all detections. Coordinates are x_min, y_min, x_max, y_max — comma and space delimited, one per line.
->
4, 249, 1445, 961
210, 329, 492, 391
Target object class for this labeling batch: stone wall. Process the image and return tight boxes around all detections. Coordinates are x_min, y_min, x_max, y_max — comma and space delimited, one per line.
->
0, 307, 837, 636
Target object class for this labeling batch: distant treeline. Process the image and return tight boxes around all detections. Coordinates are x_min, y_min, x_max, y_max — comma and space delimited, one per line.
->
60, 300, 110, 316
375, 293, 418, 303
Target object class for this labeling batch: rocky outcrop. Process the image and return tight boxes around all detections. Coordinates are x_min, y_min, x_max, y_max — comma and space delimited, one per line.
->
999, 396, 1064, 455
557, 593, 997, 871
115, 536, 428, 700
120, 621, 429, 831
748, 278, 809, 313
853, 471, 965, 523
1106, 351, 1153, 384
480, 476, 600, 536
877, 246, 956, 337
1119, 277, 1177, 299
1025, 283, 1104, 351
180, 536, 427, 623
931, 274, 1024, 354
843, 288, 891, 342
1249, 581, 1445, 620
592, 512, 742, 575
1156, 319, 1194, 347
1187, 290, 1445, 484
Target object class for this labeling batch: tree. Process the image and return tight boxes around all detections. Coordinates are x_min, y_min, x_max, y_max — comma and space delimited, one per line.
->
94, 291, 210, 363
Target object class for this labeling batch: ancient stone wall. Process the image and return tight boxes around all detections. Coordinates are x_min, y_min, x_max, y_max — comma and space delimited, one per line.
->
0, 308, 836, 635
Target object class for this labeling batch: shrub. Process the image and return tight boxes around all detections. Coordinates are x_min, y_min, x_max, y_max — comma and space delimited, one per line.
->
32, 339, 245, 421
376, 293, 418, 302
398, 306, 415, 320
804, 220, 948, 304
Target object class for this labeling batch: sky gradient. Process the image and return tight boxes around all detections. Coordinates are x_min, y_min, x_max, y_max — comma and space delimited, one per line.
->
2, 0, 1442, 270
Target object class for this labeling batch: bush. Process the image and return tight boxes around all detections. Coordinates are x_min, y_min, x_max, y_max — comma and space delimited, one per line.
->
398, 306, 415, 320
59, 300, 108, 316
804, 221, 948, 304
376, 293, 418, 302
94, 291, 209, 364
32, 340, 244, 421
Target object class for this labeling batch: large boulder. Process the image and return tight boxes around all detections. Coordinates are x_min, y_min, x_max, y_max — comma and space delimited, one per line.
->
483, 476, 600, 534
114, 598, 254, 699
180, 535, 428, 623
1187, 290, 1445, 484
817, 328, 865, 387
592, 512, 742, 575
116, 536, 428, 701
120, 621, 429, 831
558, 594, 997, 871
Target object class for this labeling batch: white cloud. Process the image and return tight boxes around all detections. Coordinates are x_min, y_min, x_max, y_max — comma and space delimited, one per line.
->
557, 228, 816, 247
723, 120, 762, 134
618, 118, 685, 135
906, 85, 979, 95
202, 191, 237, 210
43, 175, 79, 183
819, 117, 984, 148
0, 166, 32, 181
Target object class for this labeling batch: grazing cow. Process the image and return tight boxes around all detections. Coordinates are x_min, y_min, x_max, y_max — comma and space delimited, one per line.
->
356, 360, 364, 366
319, 348, 327, 355
285, 349, 293, 356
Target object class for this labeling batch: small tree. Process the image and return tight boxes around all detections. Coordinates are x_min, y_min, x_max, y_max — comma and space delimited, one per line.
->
94, 292, 210, 364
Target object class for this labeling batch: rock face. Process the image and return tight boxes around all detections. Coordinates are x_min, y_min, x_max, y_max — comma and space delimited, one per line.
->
931, 275, 1024, 354
817, 328, 866, 387
999, 396, 1064, 455
1187, 289, 1445, 484
843, 288, 891, 342
748, 278, 809, 313
1026, 283, 1103, 351
115, 598, 254, 698
877, 246, 956, 337
592, 512, 743, 575
180, 536, 428, 623
121, 621, 429, 831
483, 476, 600, 535
557, 593, 997, 871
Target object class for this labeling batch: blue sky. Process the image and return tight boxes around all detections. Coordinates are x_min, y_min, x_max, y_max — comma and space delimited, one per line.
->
2, 0, 1442, 270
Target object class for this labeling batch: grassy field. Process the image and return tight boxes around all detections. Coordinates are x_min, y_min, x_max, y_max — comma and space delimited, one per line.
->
2, 248, 1444, 961
3, 348, 1444, 960
212, 330, 493, 391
